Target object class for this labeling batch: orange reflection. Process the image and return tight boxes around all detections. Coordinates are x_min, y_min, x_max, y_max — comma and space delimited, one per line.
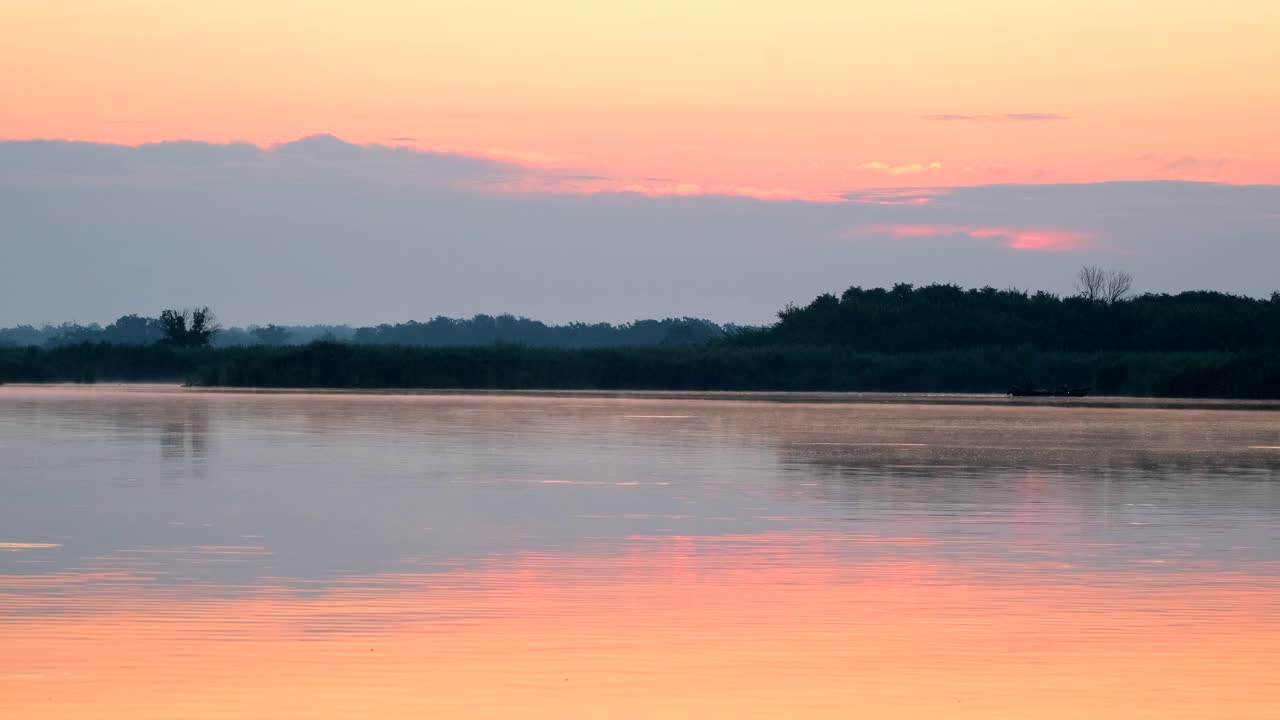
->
2, 533, 1278, 719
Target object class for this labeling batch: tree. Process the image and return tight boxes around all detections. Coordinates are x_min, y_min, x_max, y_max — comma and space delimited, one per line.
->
159, 309, 188, 345
188, 307, 220, 346
250, 324, 291, 346
1074, 265, 1106, 302
1104, 269, 1134, 305
103, 314, 165, 345
159, 307, 220, 347
1076, 266, 1134, 305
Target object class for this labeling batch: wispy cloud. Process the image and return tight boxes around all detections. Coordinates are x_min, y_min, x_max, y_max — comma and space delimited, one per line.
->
1133, 154, 1231, 172
922, 113, 1069, 122
564, 179, 842, 203
850, 224, 1095, 252
857, 161, 943, 175
430, 144, 568, 167
842, 188, 950, 206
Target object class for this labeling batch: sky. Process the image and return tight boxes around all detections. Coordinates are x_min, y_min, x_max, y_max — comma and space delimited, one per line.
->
1, 1, 1279, 325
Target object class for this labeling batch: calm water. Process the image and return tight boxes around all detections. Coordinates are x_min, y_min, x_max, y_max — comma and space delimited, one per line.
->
2, 385, 1278, 719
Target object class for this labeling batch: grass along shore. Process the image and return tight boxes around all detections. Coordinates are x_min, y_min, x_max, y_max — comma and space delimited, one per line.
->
2, 342, 1277, 399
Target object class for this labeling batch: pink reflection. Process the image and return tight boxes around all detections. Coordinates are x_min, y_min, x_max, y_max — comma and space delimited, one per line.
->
2, 532, 1278, 719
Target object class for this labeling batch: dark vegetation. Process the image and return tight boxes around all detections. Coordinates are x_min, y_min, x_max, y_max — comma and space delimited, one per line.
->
2, 271, 1278, 398
3, 342, 1277, 398
159, 307, 221, 347
734, 283, 1280, 352
0, 344, 214, 384
0, 314, 725, 348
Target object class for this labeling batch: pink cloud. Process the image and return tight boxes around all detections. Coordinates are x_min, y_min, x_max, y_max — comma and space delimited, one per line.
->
851, 224, 1095, 252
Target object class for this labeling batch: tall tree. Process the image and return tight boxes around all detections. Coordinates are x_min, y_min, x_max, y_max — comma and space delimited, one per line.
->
1104, 270, 1134, 305
159, 307, 220, 347
1075, 266, 1106, 302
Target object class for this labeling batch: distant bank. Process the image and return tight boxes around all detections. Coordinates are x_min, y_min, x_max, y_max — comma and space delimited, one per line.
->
4, 278, 1278, 399
2, 342, 1277, 400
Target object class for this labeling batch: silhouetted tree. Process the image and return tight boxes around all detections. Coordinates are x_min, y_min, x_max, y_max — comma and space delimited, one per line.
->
189, 308, 219, 345
159, 310, 186, 345
1075, 266, 1106, 301
1104, 270, 1134, 305
159, 307, 220, 347
1076, 266, 1134, 305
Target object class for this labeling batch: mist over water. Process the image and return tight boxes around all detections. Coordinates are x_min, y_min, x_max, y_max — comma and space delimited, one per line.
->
2, 386, 1278, 718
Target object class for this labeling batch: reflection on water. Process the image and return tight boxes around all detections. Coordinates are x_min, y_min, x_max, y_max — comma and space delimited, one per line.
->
2, 385, 1278, 718
160, 400, 209, 474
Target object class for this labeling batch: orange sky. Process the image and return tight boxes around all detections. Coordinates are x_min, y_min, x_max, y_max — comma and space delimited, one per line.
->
3, 1, 1279, 194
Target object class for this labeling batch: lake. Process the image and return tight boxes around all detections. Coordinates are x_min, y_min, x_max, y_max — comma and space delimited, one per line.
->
2, 385, 1278, 718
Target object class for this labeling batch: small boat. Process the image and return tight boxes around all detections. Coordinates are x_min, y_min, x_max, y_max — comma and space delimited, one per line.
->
1007, 385, 1090, 398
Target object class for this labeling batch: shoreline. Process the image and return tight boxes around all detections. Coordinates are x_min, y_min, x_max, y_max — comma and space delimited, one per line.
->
6, 382, 1280, 412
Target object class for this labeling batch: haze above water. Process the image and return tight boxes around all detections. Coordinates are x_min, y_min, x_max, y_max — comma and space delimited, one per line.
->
2, 386, 1278, 718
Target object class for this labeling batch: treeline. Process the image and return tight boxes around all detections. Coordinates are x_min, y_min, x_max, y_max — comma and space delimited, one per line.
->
10, 284, 1279, 354
4, 342, 1278, 398
4, 279, 1279, 398
0, 314, 725, 349
735, 284, 1280, 352
350, 315, 724, 347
